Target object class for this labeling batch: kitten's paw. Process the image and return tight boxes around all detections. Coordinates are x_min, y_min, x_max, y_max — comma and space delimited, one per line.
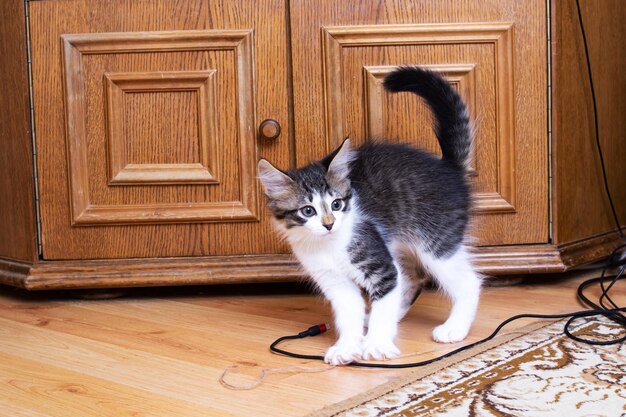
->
432, 323, 469, 343
324, 341, 362, 366
361, 338, 400, 361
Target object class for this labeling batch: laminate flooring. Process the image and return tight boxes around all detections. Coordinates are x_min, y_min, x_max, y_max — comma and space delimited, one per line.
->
0, 270, 622, 416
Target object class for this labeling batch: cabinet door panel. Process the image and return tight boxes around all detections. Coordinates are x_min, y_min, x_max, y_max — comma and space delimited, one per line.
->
291, 0, 548, 245
63, 32, 256, 225
31, 0, 291, 259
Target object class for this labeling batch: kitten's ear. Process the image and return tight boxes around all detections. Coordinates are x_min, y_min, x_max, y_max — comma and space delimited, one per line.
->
257, 159, 294, 199
326, 138, 354, 180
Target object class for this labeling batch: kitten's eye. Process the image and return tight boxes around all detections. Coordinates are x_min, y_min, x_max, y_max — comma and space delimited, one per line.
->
300, 206, 317, 217
331, 199, 343, 211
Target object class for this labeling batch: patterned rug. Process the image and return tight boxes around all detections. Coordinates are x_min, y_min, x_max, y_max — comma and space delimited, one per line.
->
308, 317, 625, 417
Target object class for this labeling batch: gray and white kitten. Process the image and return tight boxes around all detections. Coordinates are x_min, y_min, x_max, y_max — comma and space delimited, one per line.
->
258, 66, 481, 365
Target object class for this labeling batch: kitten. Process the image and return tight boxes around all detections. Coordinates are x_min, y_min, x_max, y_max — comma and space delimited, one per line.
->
258, 66, 481, 366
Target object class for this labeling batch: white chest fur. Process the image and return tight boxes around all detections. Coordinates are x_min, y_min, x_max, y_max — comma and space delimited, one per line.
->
282, 213, 365, 288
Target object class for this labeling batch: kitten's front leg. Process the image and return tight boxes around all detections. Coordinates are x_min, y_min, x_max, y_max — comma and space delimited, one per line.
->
315, 277, 366, 366
361, 268, 404, 361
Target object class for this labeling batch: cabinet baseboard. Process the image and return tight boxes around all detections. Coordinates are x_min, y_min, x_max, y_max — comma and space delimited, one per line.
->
1, 231, 621, 290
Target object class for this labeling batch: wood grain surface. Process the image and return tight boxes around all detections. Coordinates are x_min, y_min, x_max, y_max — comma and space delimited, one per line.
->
60, 30, 257, 226
104, 70, 218, 185
551, 0, 626, 243
29, 0, 292, 259
290, 0, 549, 246
0, 272, 620, 416
2, 229, 621, 290
0, 0, 38, 262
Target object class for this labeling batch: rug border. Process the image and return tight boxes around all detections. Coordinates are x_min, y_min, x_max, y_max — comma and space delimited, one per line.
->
306, 319, 560, 417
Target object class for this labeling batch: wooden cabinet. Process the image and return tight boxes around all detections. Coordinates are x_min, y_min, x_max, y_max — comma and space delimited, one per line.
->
0, 0, 624, 289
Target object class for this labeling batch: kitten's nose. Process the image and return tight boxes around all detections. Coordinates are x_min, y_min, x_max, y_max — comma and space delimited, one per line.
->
322, 213, 335, 231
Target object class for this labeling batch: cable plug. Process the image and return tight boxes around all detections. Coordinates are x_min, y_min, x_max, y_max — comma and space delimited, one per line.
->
298, 323, 330, 338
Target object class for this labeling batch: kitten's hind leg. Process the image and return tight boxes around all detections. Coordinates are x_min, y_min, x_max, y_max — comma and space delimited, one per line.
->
395, 249, 428, 321
419, 246, 481, 343
398, 279, 423, 321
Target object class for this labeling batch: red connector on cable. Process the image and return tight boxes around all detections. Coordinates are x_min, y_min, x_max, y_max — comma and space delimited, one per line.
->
298, 323, 330, 338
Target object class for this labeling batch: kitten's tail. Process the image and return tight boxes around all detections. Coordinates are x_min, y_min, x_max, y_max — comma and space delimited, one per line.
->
383, 66, 473, 171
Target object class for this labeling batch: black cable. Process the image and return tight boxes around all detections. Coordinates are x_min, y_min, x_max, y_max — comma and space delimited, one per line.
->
564, 267, 625, 345
271, 261, 626, 367
574, 0, 624, 240
269, 1, 626, 368
599, 244, 626, 312
270, 273, 625, 368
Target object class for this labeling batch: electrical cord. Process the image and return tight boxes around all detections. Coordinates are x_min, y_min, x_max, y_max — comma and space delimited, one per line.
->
269, 0, 626, 369
575, 0, 624, 241
270, 271, 625, 369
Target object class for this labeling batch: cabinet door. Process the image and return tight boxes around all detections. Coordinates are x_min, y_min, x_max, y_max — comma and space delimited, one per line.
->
290, 0, 548, 245
31, 0, 291, 259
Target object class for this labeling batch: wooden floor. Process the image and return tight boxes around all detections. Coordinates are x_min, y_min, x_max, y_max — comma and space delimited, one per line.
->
0, 271, 623, 417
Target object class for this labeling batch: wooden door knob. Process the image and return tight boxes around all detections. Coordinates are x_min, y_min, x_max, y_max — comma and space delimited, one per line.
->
259, 119, 281, 140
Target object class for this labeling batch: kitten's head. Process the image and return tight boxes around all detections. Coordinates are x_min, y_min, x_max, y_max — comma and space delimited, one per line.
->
258, 139, 354, 237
